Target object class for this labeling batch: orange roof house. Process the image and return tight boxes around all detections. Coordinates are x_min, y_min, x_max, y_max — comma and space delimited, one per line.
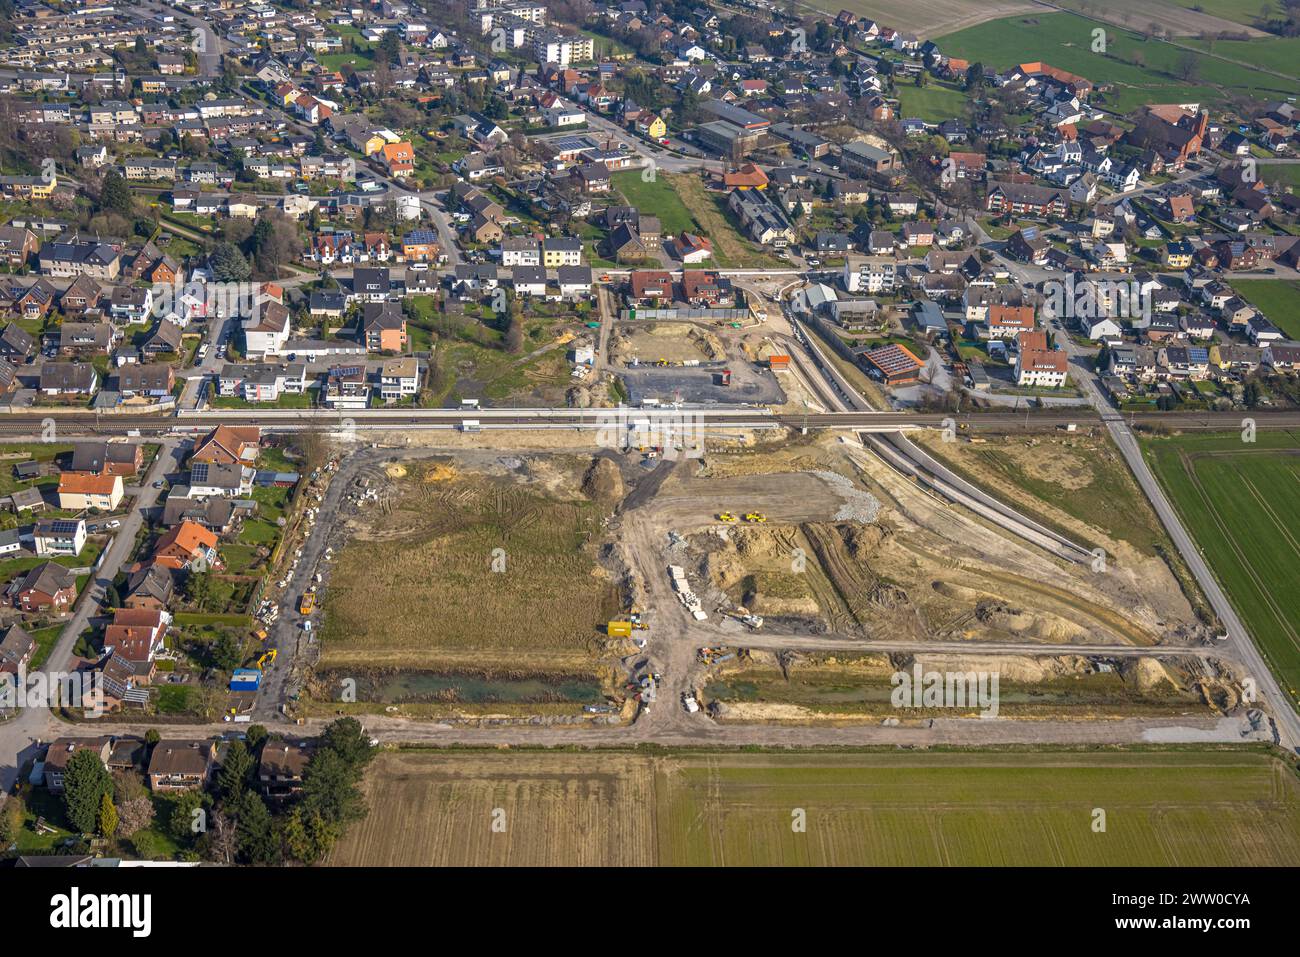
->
57, 472, 124, 510
1016, 62, 1093, 95
724, 163, 768, 190
103, 608, 167, 662
382, 142, 416, 176
987, 304, 1036, 336
191, 425, 260, 466
151, 521, 220, 572
1167, 192, 1196, 222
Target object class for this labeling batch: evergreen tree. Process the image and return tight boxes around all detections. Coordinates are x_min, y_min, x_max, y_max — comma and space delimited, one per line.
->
63, 749, 111, 834
210, 241, 251, 282
217, 741, 253, 800
98, 792, 118, 839
99, 170, 133, 217
235, 790, 279, 865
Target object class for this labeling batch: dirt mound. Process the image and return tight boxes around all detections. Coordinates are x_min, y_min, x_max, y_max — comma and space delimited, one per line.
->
731, 525, 786, 559
386, 464, 408, 479
688, 327, 726, 360
843, 523, 891, 558
705, 549, 748, 591
421, 463, 456, 483
914, 653, 1085, 684
1122, 657, 1179, 692
582, 456, 624, 504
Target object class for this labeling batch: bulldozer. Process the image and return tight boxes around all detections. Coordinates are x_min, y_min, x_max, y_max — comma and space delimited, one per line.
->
717, 512, 736, 522
744, 512, 767, 523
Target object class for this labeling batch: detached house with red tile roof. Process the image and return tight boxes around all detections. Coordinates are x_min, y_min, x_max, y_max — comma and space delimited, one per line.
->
150, 520, 220, 572
381, 141, 416, 177
1014, 330, 1068, 388
7, 561, 78, 611
191, 425, 260, 467
56, 472, 123, 511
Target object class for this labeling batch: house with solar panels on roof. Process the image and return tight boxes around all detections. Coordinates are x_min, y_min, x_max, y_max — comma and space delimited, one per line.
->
31, 519, 87, 557
323, 364, 370, 410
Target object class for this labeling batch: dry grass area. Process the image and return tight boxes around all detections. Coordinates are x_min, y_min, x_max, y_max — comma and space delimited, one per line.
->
330, 748, 1300, 866
330, 750, 658, 866
802, 0, 1041, 38
913, 431, 1211, 624
319, 457, 623, 673
671, 174, 784, 268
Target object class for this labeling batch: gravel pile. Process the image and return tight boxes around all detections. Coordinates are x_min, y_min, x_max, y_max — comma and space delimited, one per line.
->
814, 470, 881, 524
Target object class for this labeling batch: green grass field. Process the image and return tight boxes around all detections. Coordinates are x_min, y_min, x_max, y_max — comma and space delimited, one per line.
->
1183, 34, 1300, 77
896, 82, 971, 122
1232, 280, 1300, 340
1145, 431, 1300, 705
1167, 0, 1272, 26
330, 748, 1300, 866
1262, 163, 1300, 190
936, 11, 1293, 111
611, 170, 695, 235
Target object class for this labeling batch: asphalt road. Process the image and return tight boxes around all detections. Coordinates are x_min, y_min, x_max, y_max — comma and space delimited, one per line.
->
0, 439, 183, 793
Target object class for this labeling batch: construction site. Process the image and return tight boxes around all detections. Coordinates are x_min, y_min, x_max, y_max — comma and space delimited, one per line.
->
290, 415, 1268, 736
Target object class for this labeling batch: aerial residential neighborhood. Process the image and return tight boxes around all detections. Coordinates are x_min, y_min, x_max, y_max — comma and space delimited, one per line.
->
0, 0, 1296, 895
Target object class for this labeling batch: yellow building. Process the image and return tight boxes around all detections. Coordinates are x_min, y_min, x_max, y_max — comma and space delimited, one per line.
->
638, 114, 666, 140
1164, 241, 1194, 269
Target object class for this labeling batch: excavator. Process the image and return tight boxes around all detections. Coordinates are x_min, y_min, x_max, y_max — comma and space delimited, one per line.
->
256, 648, 278, 670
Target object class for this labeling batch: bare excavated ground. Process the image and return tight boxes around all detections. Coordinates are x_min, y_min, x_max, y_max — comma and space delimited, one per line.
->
646, 431, 1207, 651
610, 322, 727, 367
698, 649, 1249, 725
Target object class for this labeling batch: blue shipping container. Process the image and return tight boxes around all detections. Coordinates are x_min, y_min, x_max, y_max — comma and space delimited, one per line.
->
230, 668, 261, 691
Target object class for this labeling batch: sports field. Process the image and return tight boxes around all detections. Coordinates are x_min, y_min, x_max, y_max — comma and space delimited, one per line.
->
1145, 431, 1300, 704
329, 748, 1300, 866
936, 11, 1292, 112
